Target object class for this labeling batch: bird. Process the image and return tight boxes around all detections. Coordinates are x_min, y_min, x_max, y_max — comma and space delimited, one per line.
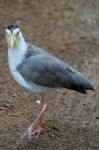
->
6, 24, 94, 142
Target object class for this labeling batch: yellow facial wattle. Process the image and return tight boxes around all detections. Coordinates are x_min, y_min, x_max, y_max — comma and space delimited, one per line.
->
8, 35, 18, 48
6, 28, 19, 48
14, 35, 18, 47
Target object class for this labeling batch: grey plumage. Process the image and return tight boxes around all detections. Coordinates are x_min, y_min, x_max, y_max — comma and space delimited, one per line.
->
17, 43, 94, 94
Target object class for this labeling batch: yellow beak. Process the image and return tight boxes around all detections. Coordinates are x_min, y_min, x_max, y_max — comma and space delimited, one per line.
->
9, 35, 14, 48
8, 35, 18, 48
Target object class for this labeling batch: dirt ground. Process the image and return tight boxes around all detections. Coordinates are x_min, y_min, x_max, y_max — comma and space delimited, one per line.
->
0, 0, 99, 149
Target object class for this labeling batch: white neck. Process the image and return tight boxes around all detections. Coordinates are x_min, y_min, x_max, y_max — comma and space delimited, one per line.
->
8, 31, 27, 72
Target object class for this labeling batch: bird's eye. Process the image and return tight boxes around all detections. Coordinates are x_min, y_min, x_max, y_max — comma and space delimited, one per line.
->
16, 31, 19, 36
13, 28, 20, 36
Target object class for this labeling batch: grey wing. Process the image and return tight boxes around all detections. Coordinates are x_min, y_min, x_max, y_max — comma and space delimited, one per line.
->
25, 43, 47, 58
17, 54, 94, 93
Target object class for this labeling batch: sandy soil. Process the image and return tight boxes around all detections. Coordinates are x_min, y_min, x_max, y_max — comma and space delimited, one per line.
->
0, 0, 99, 149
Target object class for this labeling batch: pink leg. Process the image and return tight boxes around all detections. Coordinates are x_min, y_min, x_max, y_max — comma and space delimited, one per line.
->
31, 103, 47, 138
19, 93, 48, 142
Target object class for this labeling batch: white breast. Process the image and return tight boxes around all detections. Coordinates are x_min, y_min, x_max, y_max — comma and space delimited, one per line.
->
8, 44, 28, 86
8, 44, 47, 93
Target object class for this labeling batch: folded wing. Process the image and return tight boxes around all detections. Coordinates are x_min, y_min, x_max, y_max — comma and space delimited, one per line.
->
17, 54, 94, 94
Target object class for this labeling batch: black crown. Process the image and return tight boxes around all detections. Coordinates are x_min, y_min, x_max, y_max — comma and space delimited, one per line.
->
7, 24, 18, 30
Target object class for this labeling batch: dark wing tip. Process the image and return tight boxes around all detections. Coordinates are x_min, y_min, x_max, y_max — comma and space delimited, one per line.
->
90, 86, 95, 91
66, 67, 95, 94
86, 80, 95, 91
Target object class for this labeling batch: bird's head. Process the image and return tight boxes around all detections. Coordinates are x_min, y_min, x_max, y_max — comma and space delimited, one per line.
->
6, 24, 20, 48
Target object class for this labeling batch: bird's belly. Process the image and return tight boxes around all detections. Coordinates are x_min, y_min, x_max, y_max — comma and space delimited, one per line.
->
10, 70, 47, 93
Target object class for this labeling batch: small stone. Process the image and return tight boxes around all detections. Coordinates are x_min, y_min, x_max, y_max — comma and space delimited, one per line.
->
13, 93, 18, 98
56, 89, 59, 93
36, 100, 41, 105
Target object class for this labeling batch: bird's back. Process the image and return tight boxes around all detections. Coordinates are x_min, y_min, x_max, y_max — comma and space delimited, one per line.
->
25, 43, 47, 58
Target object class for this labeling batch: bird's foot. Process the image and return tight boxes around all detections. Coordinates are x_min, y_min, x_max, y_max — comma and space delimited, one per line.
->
16, 93, 47, 144
27, 124, 43, 139
18, 124, 43, 143
31, 126, 43, 138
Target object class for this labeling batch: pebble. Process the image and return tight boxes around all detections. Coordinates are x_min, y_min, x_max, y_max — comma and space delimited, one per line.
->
36, 100, 41, 105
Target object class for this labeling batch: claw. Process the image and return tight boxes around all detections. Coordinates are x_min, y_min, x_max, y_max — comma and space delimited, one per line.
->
36, 127, 43, 138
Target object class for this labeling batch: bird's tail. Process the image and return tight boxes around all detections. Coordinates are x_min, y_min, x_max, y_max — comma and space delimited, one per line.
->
67, 69, 94, 94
